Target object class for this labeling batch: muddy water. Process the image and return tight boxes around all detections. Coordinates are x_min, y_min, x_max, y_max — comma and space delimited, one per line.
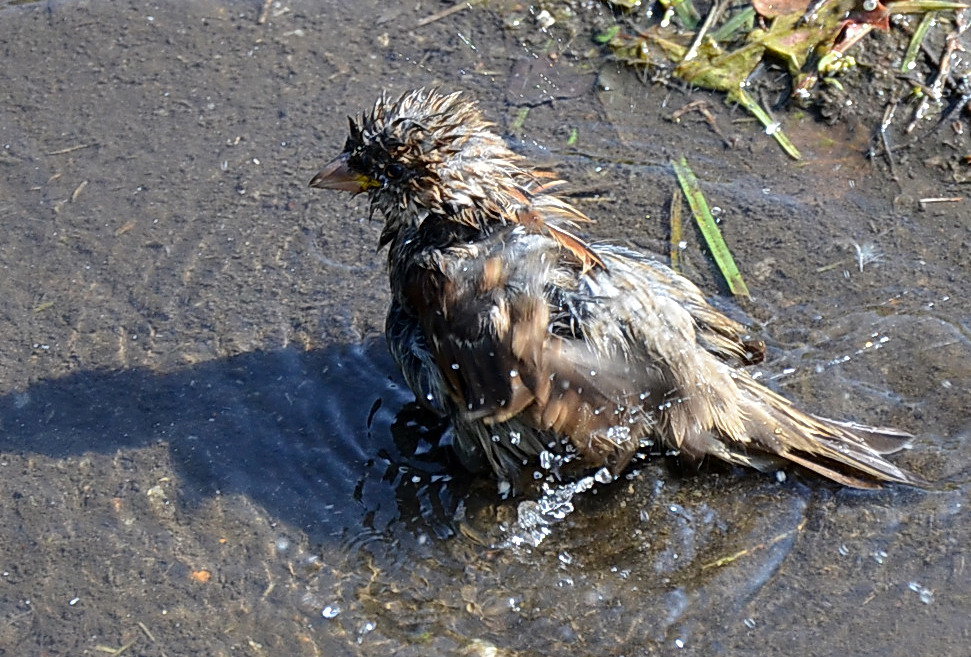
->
0, 1, 968, 655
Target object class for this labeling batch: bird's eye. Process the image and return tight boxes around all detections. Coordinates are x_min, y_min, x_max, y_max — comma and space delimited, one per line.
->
385, 162, 407, 180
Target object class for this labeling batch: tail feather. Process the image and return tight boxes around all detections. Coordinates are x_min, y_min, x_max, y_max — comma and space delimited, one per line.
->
734, 378, 924, 488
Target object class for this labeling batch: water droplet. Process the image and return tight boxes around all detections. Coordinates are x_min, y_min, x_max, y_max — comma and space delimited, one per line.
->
539, 451, 553, 470
908, 581, 934, 604
594, 468, 614, 484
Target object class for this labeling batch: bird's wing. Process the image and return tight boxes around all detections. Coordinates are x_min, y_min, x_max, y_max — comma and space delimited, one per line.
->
593, 245, 765, 366
565, 246, 765, 452
385, 299, 449, 416
403, 233, 571, 423
400, 230, 673, 472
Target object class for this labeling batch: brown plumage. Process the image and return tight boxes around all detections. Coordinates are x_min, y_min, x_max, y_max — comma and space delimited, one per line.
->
310, 89, 922, 490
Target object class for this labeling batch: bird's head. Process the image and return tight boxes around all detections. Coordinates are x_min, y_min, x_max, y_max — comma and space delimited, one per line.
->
310, 89, 529, 242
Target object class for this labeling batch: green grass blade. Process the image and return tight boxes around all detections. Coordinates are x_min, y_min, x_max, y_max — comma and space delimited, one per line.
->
672, 156, 750, 297
900, 12, 935, 73
710, 6, 756, 42
727, 89, 802, 160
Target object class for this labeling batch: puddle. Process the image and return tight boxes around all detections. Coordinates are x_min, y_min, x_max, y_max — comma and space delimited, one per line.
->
0, 0, 968, 655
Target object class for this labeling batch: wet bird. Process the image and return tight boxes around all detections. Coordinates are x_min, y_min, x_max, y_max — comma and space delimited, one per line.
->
310, 89, 920, 490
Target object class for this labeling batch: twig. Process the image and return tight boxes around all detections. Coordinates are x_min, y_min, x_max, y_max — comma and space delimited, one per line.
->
907, 9, 970, 132
94, 639, 138, 656
919, 196, 964, 204
670, 100, 732, 147
683, 0, 725, 63
71, 180, 88, 202
137, 622, 156, 643
257, 0, 273, 25
416, 1, 479, 28
46, 143, 97, 155
878, 103, 899, 179
137, 621, 168, 657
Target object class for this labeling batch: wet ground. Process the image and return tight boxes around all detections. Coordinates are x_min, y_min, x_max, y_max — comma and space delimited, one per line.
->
1, 0, 969, 655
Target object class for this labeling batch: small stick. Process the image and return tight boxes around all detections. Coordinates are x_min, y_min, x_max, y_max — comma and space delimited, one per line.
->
257, 0, 273, 24
907, 9, 970, 132
670, 99, 707, 121
671, 99, 729, 144
416, 1, 478, 28
878, 103, 899, 179
683, 0, 725, 62
94, 639, 138, 656
71, 180, 88, 202
136, 622, 156, 643
919, 196, 964, 204
46, 143, 97, 155
137, 621, 168, 657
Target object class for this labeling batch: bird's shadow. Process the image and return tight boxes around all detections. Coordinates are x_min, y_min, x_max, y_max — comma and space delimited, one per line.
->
0, 340, 469, 546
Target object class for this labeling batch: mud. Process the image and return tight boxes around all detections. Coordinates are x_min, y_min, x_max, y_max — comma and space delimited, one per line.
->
0, 1, 968, 656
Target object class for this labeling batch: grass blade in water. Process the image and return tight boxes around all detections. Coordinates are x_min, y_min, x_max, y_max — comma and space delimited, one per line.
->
672, 157, 750, 297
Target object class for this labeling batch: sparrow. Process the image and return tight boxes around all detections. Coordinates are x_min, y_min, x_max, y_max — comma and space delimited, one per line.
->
310, 88, 921, 490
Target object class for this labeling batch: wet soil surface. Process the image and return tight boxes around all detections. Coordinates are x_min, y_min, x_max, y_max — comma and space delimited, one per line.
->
0, 1, 969, 655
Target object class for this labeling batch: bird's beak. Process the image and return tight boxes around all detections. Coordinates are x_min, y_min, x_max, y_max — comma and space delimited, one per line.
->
309, 153, 378, 193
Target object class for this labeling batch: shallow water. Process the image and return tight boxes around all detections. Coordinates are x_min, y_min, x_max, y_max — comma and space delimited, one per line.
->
1, 1, 969, 655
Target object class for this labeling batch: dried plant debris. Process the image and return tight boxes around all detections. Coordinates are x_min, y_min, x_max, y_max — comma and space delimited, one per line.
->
600, 0, 970, 157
